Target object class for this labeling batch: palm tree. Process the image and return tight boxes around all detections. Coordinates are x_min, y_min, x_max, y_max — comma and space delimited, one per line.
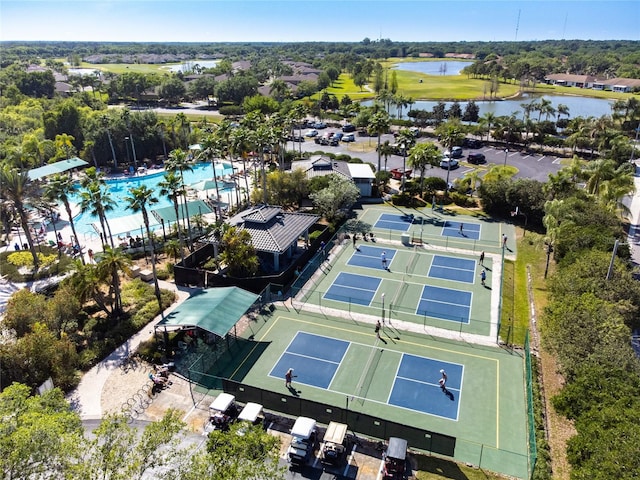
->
79, 168, 116, 249
479, 112, 497, 141
269, 79, 289, 102
0, 165, 39, 267
368, 111, 390, 172
95, 246, 132, 316
407, 142, 440, 196
121, 109, 138, 168
379, 141, 395, 172
43, 174, 84, 264
396, 129, 416, 192
125, 185, 162, 310
583, 158, 617, 195
101, 114, 118, 169
158, 171, 186, 263
537, 98, 553, 122
556, 104, 570, 124
165, 148, 194, 248
198, 133, 222, 202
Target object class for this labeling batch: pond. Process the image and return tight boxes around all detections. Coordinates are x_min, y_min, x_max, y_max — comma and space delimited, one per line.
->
392, 60, 473, 76
165, 59, 219, 73
362, 94, 615, 120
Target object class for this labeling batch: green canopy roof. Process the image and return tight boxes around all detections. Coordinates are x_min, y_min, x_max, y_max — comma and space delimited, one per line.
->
28, 157, 89, 180
156, 287, 259, 337
151, 199, 214, 223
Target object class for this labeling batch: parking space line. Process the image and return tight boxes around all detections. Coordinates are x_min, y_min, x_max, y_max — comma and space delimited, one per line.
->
537, 156, 547, 162
552, 158, 562, 164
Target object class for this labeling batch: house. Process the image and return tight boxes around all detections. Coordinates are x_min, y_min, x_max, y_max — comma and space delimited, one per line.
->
544, 74, 598, 89
228, 205, 319, 272
293, 156, 375, 197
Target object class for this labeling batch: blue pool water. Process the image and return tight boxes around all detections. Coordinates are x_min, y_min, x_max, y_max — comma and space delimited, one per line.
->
70, 162, 235, 236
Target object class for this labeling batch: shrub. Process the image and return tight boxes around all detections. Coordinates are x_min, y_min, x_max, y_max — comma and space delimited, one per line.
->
450, 192, 478, 207
7, 251, 57, 268
308, 230, 323, 242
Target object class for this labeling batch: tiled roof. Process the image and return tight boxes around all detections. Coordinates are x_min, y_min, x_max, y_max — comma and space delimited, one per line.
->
229, 206, 319, 254
292, 156, 351, 180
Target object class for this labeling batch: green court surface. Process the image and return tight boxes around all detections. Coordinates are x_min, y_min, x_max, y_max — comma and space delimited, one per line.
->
358, 204, 516, 257
191, 205, 529, 478
204, 311, 529, 479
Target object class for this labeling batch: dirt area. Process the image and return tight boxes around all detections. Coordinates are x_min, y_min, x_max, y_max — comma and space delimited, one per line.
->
539, 348, 575, 480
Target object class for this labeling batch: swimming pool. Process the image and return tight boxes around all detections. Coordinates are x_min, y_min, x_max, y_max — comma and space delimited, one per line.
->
70, 162, 235, 237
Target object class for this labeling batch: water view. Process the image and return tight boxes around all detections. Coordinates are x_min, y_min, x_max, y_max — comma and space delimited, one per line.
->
165, 59, 219, 73
393, 60, 473, 76
363, 94, 614, 120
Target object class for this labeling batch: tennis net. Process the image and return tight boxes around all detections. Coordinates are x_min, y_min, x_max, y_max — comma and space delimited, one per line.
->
352, 345, 384, 405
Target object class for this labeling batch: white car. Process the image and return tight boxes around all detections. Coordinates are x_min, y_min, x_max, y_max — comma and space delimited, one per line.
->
305, 129, 318, 137
440, 158, 459, 169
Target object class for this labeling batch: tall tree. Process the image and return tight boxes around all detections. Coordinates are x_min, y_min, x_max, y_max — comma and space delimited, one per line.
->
165, 149, 194, 249
368, 111, 390, 172
43, 174, 83, 264
158, 171, 187, 262
125, 185, 162, 310
79, 167, 115, 249
0, 165, 39, 267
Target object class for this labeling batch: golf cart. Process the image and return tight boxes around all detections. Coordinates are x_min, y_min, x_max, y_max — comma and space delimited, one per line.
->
235, 402, 265, 436
382, 437, 408, 479
287, 416, 317, 467
321, 421, 348, 466
204, 393, 238, 434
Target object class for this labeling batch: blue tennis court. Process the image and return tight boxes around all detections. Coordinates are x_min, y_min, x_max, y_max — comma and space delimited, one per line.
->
324, 272, 381, 306
429, 255, 476, 283
442, 221, 481, 240
417, 285, 472, 323
374, 213, 415, 231
269, 332, 350, 389
348, 245, 397, 269
388, 354, 462, 420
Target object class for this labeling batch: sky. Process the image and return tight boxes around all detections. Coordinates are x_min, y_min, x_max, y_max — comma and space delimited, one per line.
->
1, 0, 638, 43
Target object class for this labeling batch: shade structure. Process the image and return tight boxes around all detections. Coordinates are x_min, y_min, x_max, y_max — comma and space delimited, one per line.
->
188, 144, 202, 151
28, 157, 89, 180
156, 287, 259, 337
93, 212, 160, 237
189, 179, 220, 192
151, 199, 214, 223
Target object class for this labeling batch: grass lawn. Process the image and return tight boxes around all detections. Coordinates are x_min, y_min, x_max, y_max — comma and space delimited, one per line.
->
414, 453, 505, 480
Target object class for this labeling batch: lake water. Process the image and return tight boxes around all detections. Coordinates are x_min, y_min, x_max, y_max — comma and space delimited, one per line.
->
363, 94, 614, 120
68, 68, 100, 76
165, 59, 219, 73
393, 60, 473, 76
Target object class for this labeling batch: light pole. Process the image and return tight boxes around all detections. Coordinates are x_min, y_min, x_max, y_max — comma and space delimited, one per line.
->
124, 137, 131, 165
503, 148, 509, 167
401, 143, 407, 192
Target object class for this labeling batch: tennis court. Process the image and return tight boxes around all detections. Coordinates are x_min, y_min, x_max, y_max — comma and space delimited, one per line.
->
323, 272, 382, 306
347, 245, 397, 270
207, 312, 528, 479
442, 221, 481, 240
417, 285, 472, 324
269, 331, 463, 420
374, 212, 415, 231
429, 255, 476, 283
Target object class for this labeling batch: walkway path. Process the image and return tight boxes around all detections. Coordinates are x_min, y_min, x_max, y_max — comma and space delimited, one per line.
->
65, 280, 199, 419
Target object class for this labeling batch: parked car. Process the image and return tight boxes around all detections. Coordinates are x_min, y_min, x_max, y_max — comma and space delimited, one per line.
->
409, 126, 421, 137
330, 132, 344, 146
291, 135, 304, 142
467, 153, 486, 164
342, 133, 355, 142
342, 124, 356, 132
313, 122, 327, 129
462, 138, 483, 148
440, 157, 460, 169
321, 421, 348, 466
304, 129, 318, 137
382, 437, 408, 479
287, 416, 316, 467
390, 168, 412, 180
443, 146, 463, 158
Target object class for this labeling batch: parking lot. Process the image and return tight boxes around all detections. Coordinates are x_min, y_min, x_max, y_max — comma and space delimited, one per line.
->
288, 126, 565, 184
